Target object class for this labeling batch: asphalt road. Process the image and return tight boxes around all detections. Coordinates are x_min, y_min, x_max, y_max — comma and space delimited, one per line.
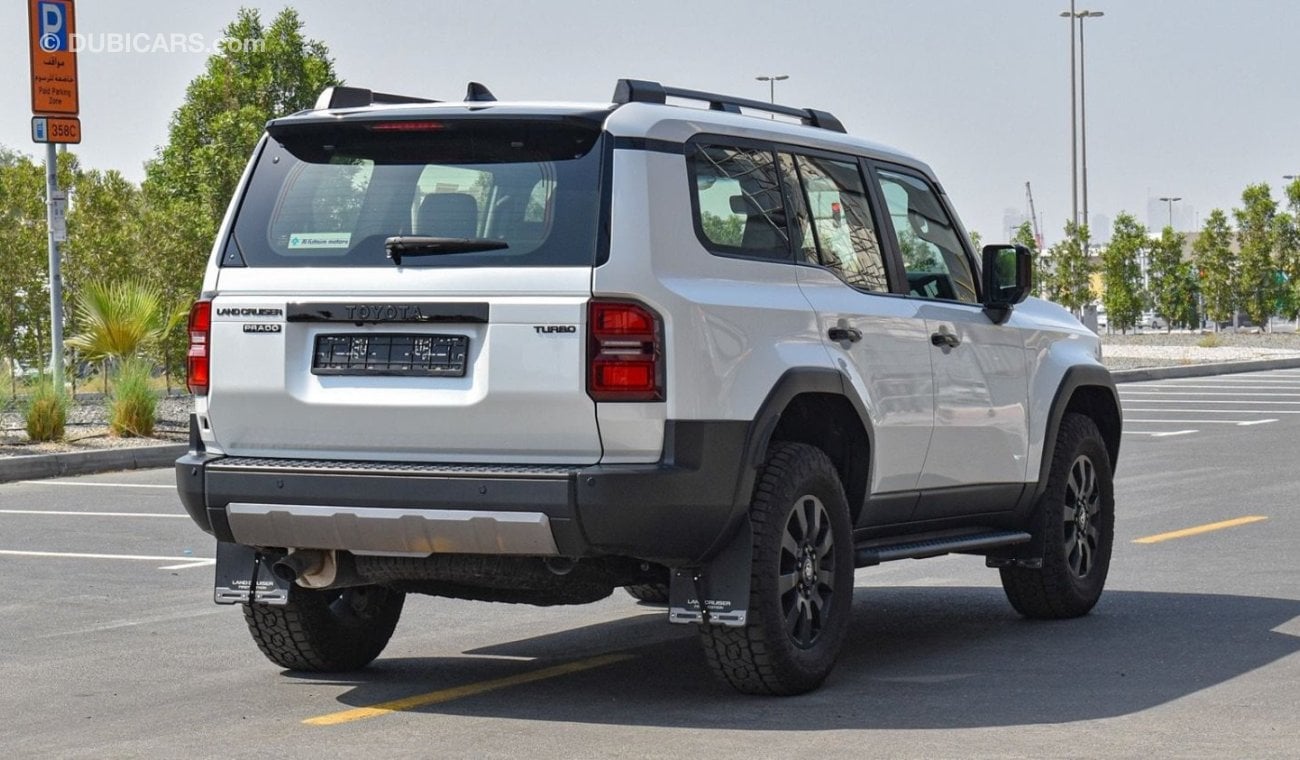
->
2, 370, 1298, 758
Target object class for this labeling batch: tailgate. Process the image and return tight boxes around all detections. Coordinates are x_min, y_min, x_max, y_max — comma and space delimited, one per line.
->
204, 267, 599, 464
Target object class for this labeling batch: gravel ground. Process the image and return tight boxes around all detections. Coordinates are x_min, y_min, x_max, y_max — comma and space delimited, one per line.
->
1100, 330, 1300, 370
3, 330, 1299, 455
0, 394, 190, 456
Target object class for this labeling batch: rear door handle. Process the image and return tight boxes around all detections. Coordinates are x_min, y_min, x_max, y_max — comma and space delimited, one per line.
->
828, 326, 863, 343
930, 330, 960, 349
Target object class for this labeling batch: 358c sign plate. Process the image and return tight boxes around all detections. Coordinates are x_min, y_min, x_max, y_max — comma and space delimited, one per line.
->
32, 115, 80, 144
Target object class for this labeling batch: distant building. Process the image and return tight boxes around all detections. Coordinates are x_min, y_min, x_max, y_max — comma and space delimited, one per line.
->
1090, 213, 1111, 245
1002, 207, 1030, 242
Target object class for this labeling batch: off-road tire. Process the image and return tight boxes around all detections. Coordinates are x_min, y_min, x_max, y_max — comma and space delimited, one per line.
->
1001, 413, 1114, 619
700, 442, 854, 695
243, 585, 405, 672
624, 583, 671, 603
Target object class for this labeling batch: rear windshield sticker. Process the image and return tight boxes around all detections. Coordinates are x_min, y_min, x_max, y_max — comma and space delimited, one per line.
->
288, 232, 352, 249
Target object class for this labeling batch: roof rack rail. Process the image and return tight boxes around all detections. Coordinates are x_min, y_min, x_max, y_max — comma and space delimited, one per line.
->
611, 78, 845, 134
314, 86, 439, 110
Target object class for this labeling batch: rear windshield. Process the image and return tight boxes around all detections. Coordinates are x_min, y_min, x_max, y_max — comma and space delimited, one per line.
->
229, 119, 605, 268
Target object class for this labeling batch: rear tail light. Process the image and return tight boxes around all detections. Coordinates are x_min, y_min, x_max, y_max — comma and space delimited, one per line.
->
588, 300, 664, 402
187, 300, 212, 396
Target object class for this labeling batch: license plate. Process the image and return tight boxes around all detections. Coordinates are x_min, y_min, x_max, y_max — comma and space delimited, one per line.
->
312, 333, 469, 377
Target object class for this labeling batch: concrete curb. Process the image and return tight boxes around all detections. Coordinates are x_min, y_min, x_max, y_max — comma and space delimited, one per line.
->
1111, 356, 1300, 383
0, 443, 187, 484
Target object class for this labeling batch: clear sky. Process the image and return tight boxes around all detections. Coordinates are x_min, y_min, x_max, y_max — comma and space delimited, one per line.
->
3, 0, 1297, 246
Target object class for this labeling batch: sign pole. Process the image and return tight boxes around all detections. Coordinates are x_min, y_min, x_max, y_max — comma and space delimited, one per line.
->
45, 142, 64, 390
29, 0, 79, 389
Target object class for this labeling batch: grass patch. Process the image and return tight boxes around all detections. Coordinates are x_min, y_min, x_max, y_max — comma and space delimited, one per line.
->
24, 377, 69, 442
1197, 332, 1223, 348
108, 359, 157, 437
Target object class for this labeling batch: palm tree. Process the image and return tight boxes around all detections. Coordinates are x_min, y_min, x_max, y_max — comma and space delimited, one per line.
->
66, 279, 168, 392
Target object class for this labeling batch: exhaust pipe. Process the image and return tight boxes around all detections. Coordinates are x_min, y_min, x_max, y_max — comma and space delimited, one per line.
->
271, 550, 328, 585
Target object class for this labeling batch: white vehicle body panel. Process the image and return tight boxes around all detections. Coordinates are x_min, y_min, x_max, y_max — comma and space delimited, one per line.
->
918, 301, 1030, 490
593, 150, 830, 463
794, 267, 935, 494
205, 267, 600, 464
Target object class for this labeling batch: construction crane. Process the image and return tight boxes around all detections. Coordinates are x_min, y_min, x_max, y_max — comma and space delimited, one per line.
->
1025, 181, 1043, 249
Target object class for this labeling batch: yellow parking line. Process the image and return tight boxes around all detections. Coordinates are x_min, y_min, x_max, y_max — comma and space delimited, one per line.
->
1133, 516, 1269, 544
304, 652, 635, 726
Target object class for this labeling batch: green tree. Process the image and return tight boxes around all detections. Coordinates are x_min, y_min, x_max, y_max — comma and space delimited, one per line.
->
0, 150, 72, 392
142, 7, 340, 379
968, 229, 983, 252
1234, 183, 1278, 330
1046, 221, 1094, 315
1011, 221, 1046, 296
146, 8, 339, 226
1099, 213, 1146, 333
1148, 226, 1198, 330
1276, 213, 1300, 320
1277, 179, 1300, 321
1193, 209, 1237, 328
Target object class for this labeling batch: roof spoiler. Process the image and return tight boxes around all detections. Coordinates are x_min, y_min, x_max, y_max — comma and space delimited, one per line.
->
611, 78, 846, 133
314, 82, 502, 110
314, 86, 438, 110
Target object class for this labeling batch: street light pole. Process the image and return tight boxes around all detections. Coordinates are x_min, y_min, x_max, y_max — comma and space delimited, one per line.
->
1159, 196, 1182, 229
1061, 4, 1078, 231
755, 74, 789, 105
1077, 10, 1103, 234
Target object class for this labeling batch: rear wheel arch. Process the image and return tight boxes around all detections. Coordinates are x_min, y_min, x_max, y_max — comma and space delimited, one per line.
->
744, 369, 874, 526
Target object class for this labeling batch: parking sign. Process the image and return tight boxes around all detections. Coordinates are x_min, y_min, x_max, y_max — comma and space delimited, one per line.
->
28, 0, 79, 116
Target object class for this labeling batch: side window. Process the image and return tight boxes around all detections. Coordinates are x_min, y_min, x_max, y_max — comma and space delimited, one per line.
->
690, 144, 790, 258
788, 154, 889, 293
874, 169, 978, 303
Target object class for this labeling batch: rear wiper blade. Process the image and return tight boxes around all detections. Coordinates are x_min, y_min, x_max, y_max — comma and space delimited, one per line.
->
385, 236, 508, 265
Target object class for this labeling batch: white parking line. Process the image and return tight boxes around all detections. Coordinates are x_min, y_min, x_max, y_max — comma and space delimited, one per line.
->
1124, 408, 1300, 414
158, 560, 218, 570
0, 549, 214, 570
1120, 399, 1300, 405
1120, 391, 1300, 397
1123, 430, 1198, 437
1125, 418, 1277, 426
0, 509, 187, 518
16, 480, 173, 489
1158, 381, 1300, 387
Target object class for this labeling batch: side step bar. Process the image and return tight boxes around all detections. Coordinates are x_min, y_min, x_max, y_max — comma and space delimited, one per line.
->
854, 530, 1031, 568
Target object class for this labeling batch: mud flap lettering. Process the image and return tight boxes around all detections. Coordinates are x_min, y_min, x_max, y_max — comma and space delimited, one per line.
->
668, 520, 750, 627
214, 541, 290, 606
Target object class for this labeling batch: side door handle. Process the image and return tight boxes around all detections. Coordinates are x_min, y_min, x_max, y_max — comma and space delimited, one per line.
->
930, 329, 960, 349
828, 326, 863, 344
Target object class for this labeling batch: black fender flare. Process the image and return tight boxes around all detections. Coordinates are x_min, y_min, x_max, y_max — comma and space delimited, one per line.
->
701, 367, 876, 560
1032, 363, 1121, 502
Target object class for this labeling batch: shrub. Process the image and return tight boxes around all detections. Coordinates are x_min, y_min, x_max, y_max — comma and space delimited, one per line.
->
1197, 332, 1222, 348
24, 377, 68, 442
109, 359, 157, 437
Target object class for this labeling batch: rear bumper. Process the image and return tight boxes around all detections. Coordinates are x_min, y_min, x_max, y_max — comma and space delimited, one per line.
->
176, 420, 753, 565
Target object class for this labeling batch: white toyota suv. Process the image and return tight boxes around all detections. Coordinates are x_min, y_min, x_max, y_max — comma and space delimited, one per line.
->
176, 79, 1121, 695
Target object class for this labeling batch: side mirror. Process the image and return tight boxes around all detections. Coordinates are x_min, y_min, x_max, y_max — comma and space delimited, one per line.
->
981, 244, 1032, 324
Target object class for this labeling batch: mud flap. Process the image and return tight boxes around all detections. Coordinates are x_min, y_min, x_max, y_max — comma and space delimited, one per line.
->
213, 541, 290, 606
668, 519, 751, 627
